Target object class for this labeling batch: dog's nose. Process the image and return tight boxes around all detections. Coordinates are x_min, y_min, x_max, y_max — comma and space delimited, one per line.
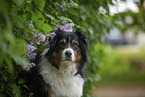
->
65, 51, 72, 57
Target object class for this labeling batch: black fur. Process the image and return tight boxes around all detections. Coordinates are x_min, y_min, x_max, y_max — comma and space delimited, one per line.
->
22, 29, 89, 97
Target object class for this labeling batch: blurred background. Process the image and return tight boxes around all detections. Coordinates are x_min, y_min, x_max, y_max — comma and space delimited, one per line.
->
0, 0, 145, 97
92, 0, 145, 97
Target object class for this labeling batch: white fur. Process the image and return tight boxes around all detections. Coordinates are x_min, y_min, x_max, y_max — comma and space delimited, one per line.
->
62, 48, 76, 62
39, 58, 84, 97
41, 48, 49, 56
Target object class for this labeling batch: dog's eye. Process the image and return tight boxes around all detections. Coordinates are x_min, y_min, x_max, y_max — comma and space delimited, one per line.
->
72, 40, 79, 49
73, 43, 79, 48
59, 42, 65, 47
58, 39, 66, 47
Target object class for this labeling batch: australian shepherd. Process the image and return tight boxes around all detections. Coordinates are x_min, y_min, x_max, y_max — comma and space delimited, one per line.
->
25, 29, 89, 97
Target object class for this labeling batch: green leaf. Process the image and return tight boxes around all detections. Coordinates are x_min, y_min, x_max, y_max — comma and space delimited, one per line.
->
0, 51, 5, 67
18, 79, 25, 85
34, 0, 45, 11
5, 57, 13, 74
46, 14, 55, 20
41, 23, 53, 32
2, 74, 8, 81
11, 84, 21, 97
0, 94, 5, 97
16, 0, 24, 6
58, 16, 73, 22
11, 53, 27, 66
1, 83, 4, 90
4, 32, 15, 44
0, 0, 7, 16
33, 20, 44, 29
31, 10, 44, 21
22, 85, 29, 90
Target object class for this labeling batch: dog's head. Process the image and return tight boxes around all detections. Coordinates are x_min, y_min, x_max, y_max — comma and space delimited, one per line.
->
46, 29, 89, 75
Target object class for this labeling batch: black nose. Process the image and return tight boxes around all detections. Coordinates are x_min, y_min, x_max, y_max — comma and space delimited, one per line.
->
65, 51, 72, 57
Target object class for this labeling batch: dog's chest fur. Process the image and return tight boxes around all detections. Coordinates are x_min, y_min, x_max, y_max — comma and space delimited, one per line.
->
39, 58, 84, 97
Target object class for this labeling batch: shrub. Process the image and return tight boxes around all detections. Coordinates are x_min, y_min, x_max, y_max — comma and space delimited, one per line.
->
0, 0, 115, 96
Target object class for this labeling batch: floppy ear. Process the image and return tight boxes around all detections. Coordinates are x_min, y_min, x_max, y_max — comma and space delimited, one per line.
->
75, 29, 89, 77
75, 28, 90, 48
46, 29, 62, 69
49, 29, 62, 48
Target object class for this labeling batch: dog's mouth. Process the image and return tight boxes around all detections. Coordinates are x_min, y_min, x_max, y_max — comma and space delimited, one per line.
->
65, 57, 72, 61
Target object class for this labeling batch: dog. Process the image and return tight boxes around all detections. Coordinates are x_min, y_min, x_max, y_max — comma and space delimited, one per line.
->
25, 29, 89, 97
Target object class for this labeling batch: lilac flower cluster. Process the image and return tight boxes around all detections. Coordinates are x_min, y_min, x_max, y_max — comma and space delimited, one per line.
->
30, 32, 45, 45
23, 44, 37, 70
54, 21, 74, 32
23, 22, 56, 70
26, 44, 37, 59
43, 32, 56, 47
57, 1, 66, 12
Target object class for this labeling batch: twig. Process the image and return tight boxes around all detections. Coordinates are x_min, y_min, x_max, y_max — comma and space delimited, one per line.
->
6, 86, 18, 97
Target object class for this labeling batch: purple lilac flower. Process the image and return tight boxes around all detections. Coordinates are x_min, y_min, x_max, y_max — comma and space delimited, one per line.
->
23, 32, 30, 40
27, 1, 31, 3
23, 62, 36, 71
26, 21, 35, 31
31, 32, 46, 45
54, 21, 74, 32
26, 44, 37, 60
27, 52, 37, 60
38, 32, 45, 41
27, 44, 36, 53
26, 67, 30, 71
60, 1, 66, 12
62, 21, 67, 25
64, 23, 74, 32
50, 32, 56, 37
28, 62, 36, 68
43, 32, 56, 47
56, 1, 66, 12
23, 65, 30, 71
23, 22, 59, 70
43, 42, 50, 47
28, 24, 34, 29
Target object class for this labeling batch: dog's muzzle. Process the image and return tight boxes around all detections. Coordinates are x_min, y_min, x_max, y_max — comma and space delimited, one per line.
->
62, 48, 75, 61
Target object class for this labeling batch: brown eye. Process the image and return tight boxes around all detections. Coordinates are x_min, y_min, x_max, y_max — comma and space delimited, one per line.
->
72, 40, 79, 48
59, 39, 66, 47
73, 43, 78, 47
58, 42, 64, 47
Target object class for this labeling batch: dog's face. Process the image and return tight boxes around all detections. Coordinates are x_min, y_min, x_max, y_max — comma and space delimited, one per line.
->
47, 29, 89, 74
55, 32, 81, 62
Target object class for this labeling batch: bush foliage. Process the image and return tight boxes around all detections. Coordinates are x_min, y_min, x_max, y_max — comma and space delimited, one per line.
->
0, 0, 116, 97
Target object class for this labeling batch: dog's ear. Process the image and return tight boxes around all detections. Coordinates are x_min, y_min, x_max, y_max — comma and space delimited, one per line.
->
54, 28, 62, 35
75, 29, 89, 77
47, 29, 63, 69
50, 29, 62, 48
75, 28, 90, 48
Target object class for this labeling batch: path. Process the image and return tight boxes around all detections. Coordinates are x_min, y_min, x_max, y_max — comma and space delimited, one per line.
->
92, 84, 145, 97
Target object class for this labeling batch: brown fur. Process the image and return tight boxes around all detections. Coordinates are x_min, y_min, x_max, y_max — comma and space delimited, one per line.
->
44, 85, 53, 96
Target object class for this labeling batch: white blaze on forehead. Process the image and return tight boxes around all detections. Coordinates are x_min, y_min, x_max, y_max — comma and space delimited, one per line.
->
68, 35, 71, 47
62, 48, 76, 61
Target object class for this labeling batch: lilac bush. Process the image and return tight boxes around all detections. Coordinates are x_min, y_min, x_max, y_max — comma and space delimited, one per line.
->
24, 20, 74, 70
22, 1, 75, 70
22, 0, 75, 70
